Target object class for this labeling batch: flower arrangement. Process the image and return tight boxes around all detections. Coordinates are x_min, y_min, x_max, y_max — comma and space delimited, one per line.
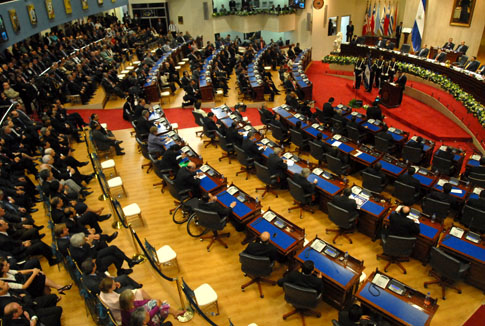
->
212, 8, 296, 17
322, 55, 485, 126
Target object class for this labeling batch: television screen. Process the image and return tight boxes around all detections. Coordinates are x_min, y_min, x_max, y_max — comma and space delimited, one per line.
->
293, 0, 305, 9
0, 15, 8, 43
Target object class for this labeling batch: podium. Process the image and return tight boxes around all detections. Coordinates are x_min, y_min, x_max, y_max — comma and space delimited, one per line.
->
379, 81, 402, 108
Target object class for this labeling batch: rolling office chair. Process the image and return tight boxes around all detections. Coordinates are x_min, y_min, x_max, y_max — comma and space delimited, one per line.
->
290, 129, 309, 155
257, 108, 272, 135
191, 111, 205, 138
150, 152, 174, 190
392, 181, 421, 205
402, 144, 425, 165
234, 144, 255, 180
377, 235, 416, 274
325, 153, 351, 176
309, 141, 325, 166
254, 161, 279, 198
136, 137, 153, 173
282, 282, 322, 325
374, 134, 396, 154
269, 123, 289, 145
362, 171, 387, 193
424, 247, 470, 300
422, 197, 450, 222
432, 156, 455, 176
287, 177, 314, 219
460, 204, 485, 233
162, 174, 193, 214
468, 172, 485, 188
216, 130, 235, 164
326, 201, 358, 244
346, 125, 366, 144
239, 252, 276, 298
400, 44, 411, 53
453, 55, 468, 67
192, 208, 230, 251
201, 123, 218, 148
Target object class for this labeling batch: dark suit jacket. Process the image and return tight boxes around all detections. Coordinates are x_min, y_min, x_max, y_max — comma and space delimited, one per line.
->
277, 270, 324, 294
388, 211, 420, 237
417, 47, 429, 58
69, 243, 98, 265
455, 44, 468, 54
83, 273, 140, 294
443, 42, 455, 50
366, 106, 383, 120
292, 173, 315, 195
322, 102, 335, 118
198, 201, 231, 219
398, 173, 421, 192
428, 190, 457, 208
331, 195, 358, 216
155, 149, 180, 172
92, 129, 113, 151
136, 116, 154, 136
244, 240, 279, 262
465, 60, 480, 72
174, 167, 199, 194
225, 127, 243, 147
396, 74, 407, 88
467, 198, 485, 211
267, 154, 287, 179
241, 138, 262, 160
435, 52, 446, 63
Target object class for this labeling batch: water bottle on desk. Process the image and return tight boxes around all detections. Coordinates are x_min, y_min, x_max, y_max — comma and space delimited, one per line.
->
344, 251, 349, 267
424, 292, 431, 306
431, 213, 436, 223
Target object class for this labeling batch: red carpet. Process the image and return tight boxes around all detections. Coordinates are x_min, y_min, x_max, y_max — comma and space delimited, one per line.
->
464, 305, 485, 326
67, 109, 132, 130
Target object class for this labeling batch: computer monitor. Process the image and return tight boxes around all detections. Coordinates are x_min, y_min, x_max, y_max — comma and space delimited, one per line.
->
293, 0, 305, 9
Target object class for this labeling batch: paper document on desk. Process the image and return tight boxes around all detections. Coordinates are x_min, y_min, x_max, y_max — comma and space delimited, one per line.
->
200, 165, 210, 172
473, 187, 484, 195
286, 159, 295, 167
440, 145, 448, 151
437, 179, 447, 186
351, 186, 362, 195
283, 152, 293, 160
227, 186, 239, 195
388, 127, 396, 132
450, 226, 464, 238
354, 150, 363, 157
333, 134, 342, 140
263, 211, 276, 222
450, 189, 463, 194
312, 168, 323, 176
312, 123, 320, 129
332, 141, 342, 148
471, 154, 481, 161
311, 239, 326, 252
244, 125, 252, 131
261, 138, 270, 145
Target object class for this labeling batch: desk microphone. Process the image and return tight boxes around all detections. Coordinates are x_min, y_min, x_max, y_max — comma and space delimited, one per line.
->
304, 248, 310, 258
273, 232, 277, 238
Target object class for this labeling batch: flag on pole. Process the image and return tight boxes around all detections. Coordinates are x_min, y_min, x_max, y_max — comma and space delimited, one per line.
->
366, 3, 372, 34
412, 0, 426, 51
375, 3, 381, 35
387, 3, 393, 36
382, 5, 389, 36
393, 2, 398, 32
370, 4, 376, 35
362, 1, 369, 35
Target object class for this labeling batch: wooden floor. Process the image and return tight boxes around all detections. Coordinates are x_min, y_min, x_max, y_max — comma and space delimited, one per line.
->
47, 64, 485, 326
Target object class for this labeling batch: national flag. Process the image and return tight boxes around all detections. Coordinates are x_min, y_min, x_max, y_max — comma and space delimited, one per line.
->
375, 3, 381, 35
412, 0, 426, 52
366, 2, 372, 34
363, 58, 372, 90
362, 2, 369, 35
385, 3, 392, 36
381, 5, 388, 36
393, 3, 398, 32
370, 4, 376, 35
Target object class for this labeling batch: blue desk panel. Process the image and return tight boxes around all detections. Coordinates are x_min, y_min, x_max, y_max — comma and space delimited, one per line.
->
359, 282, 430, 326
199, 176, 218, 192
287, 163, 304, 175
356, 152, 378, 164
326, 139, 354, 153
420, 223, 439, 239
379, 160, 405, 175
362, 122, 380, 132
468, 160, 480, 167
217, 191, 252, 217
307, 174, 342, 195
298, 247, 355, 287
433, 184, 466, 198
288, 117, 308, 128
304, 127, 328, 139
164, 139, 176, 149
387, 131, 404, 142
413, 174, 434, 187
469, 193, 479, 200
344, 114, 363, 124
274, 108, 292, 118
441, 235, 485, 263
221, 117, 234, 127
250, 217, 296, 251
360, 201, 386, 216
262, 146, 274, 157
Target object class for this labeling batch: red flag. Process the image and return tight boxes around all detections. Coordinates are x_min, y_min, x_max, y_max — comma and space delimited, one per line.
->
393, 4, 398, 32
362, 3, 369, 35
370, 4, 376, 35
383, 11, 390, 36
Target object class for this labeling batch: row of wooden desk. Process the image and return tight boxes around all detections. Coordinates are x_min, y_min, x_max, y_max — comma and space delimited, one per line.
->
291, 49, 313, 101
199, 48, 223, 102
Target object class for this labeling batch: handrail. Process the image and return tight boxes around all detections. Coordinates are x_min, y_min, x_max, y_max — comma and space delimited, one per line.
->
0, 102, 17, 126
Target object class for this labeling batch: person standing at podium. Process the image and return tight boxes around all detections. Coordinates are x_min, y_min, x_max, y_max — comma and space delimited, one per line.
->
395, 71, 407, 105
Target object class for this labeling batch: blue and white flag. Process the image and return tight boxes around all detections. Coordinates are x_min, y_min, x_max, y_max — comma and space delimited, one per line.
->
363, 58, 372, 90
412, 0, 426, 52
375, 3, 381, 35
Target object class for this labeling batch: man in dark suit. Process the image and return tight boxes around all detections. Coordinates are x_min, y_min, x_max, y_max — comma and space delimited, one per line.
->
376, 37, 386, 48
455, 41, 468, 54
198, 193, 235, 219
2, 294, 62, 326
396, 71, 407, 104
346, 21, 354, 42
243, 231, 280, 262
174, 162, 201, 197
426, 183, 458, 209
416, 44, 430, 57
321, 97, 335, 121
477, 65, 485, 75
443, 38, 455, 50
387, 206, 420, 237
464, 56, 480, 72
229, 0, 236, 11
277, 260, 323, 294
136, 110, 155, 137
241, 131, 264, 163
395, 22, 403, 48
434, 49, 447, 62
267, 148, 288, 188
397, 167, 421, 193
92, 124, 125, 155
292, 168, 317, 196
363, 162, 388, 188
330, 188, 358, 217
366, 104, 383, 121
202, 112, 221, 134
467, 190, 485, 211
81, 259, 142, 295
